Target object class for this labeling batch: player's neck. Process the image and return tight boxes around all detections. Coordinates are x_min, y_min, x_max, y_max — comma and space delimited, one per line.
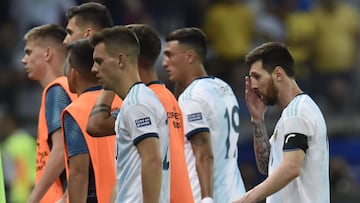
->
185, 64, 207, 87
76, 80, 101, 96
40, 66, 63, 88
114, 69, 142, 99
138, 66, 158, 84
278, 79, 303, 109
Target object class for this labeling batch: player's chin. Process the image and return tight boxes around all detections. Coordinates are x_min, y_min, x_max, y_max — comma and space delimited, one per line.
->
168, 74, 179, 83
102, 84, 114, 91
27, 73, 36, 81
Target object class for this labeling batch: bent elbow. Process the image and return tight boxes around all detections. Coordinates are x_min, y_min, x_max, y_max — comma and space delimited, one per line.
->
86, 124, 102, 137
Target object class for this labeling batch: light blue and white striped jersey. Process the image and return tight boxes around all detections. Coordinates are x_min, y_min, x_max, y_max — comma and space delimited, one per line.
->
179, 76, 246, 203
267, 93, 329, 203
114, 82, 170, 203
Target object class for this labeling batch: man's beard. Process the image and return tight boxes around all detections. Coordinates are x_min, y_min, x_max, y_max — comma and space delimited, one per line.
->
263, 78, 278, 106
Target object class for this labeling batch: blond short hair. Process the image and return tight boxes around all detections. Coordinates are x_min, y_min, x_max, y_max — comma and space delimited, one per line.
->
24, 24, 66, 44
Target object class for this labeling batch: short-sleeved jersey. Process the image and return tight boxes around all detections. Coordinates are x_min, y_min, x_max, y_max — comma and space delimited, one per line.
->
267, 94, 329, 203
179, 76, 246, 203
45, 85, 71, 140
114, 82, 169, 203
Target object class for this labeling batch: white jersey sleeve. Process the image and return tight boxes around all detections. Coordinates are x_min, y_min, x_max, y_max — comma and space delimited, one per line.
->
124, 104, 160, 145
181, 98, 210, 139
280, 115, 314, 138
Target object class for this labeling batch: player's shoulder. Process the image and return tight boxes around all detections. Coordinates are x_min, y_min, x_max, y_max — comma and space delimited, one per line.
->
126, 82, 161, 106
285, 93, 320, 117
181, 76, 232, 100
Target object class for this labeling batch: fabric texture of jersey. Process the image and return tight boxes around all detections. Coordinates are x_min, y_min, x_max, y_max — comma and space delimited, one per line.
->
114, 83, 169, 203
63, 113, 89, 157
179, 76, 246, 203
45, 85, 71, 136
63, 106, 96, 199
267, 94, 329, 203
36, 76, 76, 203
61, 87, 116, 203
148, 81, 194, 203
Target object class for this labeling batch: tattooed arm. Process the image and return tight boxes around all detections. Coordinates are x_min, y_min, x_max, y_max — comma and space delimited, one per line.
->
251, 120, 270, 175
190, 131, 214, 199
86, 90, 117, 137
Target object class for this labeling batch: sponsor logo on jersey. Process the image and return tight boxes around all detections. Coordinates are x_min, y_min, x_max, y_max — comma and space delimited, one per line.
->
188, 112, 202, 122
135, 117, 152, 128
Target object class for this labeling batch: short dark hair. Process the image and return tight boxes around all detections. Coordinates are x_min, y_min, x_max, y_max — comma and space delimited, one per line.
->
66, 2, 113, 29
166, 27, 207, 62
24, 24, 66, 43
245, 42, 295, 77
90, 25, 140, 58
67, 39, 97, 82
125, 24, 161, 68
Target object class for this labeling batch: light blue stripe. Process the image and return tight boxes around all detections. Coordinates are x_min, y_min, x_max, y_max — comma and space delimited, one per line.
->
288, 95, 301, 117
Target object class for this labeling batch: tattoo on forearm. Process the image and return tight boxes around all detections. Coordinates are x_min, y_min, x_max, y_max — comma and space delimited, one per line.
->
90, 104, 110, 116
93, 104, 111, 109
252, 121, 270, 174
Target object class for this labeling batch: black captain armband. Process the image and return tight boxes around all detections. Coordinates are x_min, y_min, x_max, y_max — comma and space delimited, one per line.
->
283, 133, 308, 153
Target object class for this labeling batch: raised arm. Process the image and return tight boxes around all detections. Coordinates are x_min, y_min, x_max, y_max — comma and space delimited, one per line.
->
251, 121, 270, 175
87, 90, 116, 136
245, 76, 270, 174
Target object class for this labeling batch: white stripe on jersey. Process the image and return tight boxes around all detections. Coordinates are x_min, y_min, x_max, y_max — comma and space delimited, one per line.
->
268, 94, 329, 203
179, 76, 246, 203
114, 83, 170, 203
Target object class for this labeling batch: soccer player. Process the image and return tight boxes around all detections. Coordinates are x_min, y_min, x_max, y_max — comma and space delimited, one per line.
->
61, 39, 116, 202
64, 1, 123, 137
233, 42, 329, 203
90, 26, 169, 203
163, 27, 246, 203
21, 24, 76, 203
86, 24, 194, 202
63, 2, 113, 45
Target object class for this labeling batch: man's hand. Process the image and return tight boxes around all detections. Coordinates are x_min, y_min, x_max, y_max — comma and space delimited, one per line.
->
244, 76, 266, 123
232, 189, 257, 203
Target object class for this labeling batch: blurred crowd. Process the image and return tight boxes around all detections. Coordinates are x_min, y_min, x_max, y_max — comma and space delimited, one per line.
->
1, 0, 360, 202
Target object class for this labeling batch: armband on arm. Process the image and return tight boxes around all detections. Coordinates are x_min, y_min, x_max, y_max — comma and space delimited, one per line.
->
283, 133, 308, 153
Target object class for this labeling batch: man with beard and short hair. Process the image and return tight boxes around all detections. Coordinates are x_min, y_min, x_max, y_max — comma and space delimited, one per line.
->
233, 42, 329, 203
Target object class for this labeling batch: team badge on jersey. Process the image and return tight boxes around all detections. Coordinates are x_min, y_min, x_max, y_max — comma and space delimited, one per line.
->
187, 112, 203, 122
135, 117, 152, 128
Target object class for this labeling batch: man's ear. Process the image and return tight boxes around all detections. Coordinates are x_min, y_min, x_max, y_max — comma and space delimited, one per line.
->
186, 50, 196, 64
44, 47, 53, 62
117, 53, 127, 69
70, 68, 79, 83
85, 27, 93, 38
273, 66, 284, 81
